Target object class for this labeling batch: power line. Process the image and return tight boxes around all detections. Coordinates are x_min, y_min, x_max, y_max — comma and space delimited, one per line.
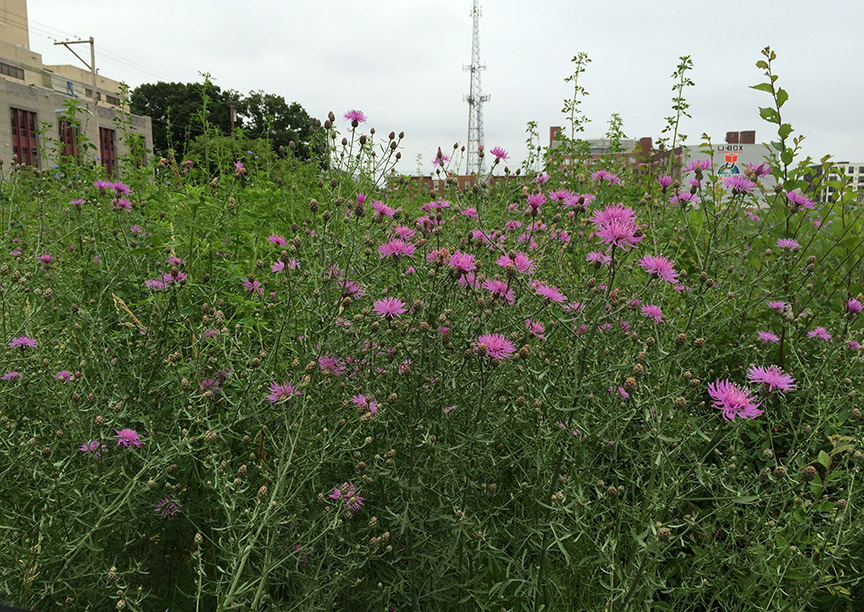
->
0, 13, 172, 82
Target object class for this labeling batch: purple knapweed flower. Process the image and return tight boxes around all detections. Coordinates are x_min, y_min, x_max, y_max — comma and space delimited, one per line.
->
525, 319, 546, 340
318, 354, 346, 376
490, 146, 509, 161
638, 254, 679, 284
757, 331, 780, 344
378, 239, 415, 259
9, 336, 37, 350
352, 394, 378, 416
586, 251, 611, 267
594, 218, 643, 251
682, 158, 712, 173
112, 198, 132, 212
373, 297, 407, 320
526, 192, 546, 210
328, 482, 364, 515
243, 279, 264, 295
448, 251, 476, 274
785, 189, 816, 210
723, 175, 756, 195
79, 440, 107, 458
707, 380, 763, 421
776, 238, 800, 250
115, 428, 144, 449
747, 365, 796, 396
808, 327, 832, 341
534, 283, 566, 303
481, 278, 515, 304
847, 298, 862, 315
475, 334, 516, 360
268, 234, 288, 246
154, 497, 181, 519
641, 304, 663, 323
266, 380, 301, 403
591, 170, 621, 184
496, 252, 535, 275
56, 370, 72, 382
744, 162, 772, 178
2, 371, 22, 381
344, 109, 367, 124
371, 200, 395, 217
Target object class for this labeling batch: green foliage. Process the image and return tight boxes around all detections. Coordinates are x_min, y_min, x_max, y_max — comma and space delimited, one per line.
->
751, 46, 804, 182
236, 91, 321, 162
604, 112, 626, 155
657, 55, 695, 170
562, 52, 592, 143
130, 78, 233, 158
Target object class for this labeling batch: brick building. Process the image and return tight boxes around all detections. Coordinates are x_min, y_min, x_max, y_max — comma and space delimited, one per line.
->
547, 126, 686, 174
0, 0, 152, 175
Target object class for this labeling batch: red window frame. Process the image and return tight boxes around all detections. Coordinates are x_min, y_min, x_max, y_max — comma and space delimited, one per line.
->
99, 127, 116, 177
11, 108, 39, 167
59, 120, 79, 163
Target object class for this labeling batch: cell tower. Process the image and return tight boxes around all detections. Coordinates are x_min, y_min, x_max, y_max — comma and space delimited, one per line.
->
464, 0, 489, 176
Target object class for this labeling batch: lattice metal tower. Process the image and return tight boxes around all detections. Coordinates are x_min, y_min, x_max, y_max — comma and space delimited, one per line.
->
464, 0, 489, 175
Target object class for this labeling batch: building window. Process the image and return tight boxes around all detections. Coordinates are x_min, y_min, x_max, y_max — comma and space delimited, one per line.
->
11, 108, 39, 167
1, 62, 25, 80
59, 120, 80, 163
99, 127, 116, 177
105, 95, 121, 106
849, 167, 855, 174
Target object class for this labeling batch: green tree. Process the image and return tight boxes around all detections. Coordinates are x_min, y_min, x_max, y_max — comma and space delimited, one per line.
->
130, 80, 233, 158
235, 91, 319, 161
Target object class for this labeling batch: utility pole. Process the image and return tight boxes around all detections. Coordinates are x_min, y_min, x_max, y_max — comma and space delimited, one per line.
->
464, 0, 489, 176
54, 36, 97, 110
228, 94, 237, 134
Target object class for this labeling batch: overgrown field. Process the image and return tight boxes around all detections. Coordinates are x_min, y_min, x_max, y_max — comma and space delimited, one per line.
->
1, 51, 863, 611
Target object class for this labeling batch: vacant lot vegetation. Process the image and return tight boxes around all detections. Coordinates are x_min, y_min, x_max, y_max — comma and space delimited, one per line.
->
1, 50, 863, 612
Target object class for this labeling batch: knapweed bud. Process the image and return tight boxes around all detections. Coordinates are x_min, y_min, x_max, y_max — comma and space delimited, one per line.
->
801, 465, 818, 482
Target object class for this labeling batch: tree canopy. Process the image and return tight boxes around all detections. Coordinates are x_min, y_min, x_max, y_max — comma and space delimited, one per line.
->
130, 81, 321, 162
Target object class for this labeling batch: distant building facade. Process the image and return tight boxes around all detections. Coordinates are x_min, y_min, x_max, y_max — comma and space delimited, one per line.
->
0, 0, 152, 175
547, 126, 686, 174
805, 162, 864, 204
390, 172, 516, 197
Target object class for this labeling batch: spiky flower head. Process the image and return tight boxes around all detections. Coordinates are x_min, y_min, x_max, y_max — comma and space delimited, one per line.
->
747, 365, 796, 396
707, 380, 763, 421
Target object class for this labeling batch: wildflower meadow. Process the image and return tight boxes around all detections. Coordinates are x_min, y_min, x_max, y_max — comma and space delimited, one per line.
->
1, 48, 863, 611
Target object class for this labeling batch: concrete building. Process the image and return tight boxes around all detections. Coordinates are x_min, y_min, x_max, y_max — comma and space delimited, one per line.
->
0, 0, 152, 175
805, 162, 864, 203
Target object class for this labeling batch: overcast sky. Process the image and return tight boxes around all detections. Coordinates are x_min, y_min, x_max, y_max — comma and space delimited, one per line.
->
21, 0, 864, 174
